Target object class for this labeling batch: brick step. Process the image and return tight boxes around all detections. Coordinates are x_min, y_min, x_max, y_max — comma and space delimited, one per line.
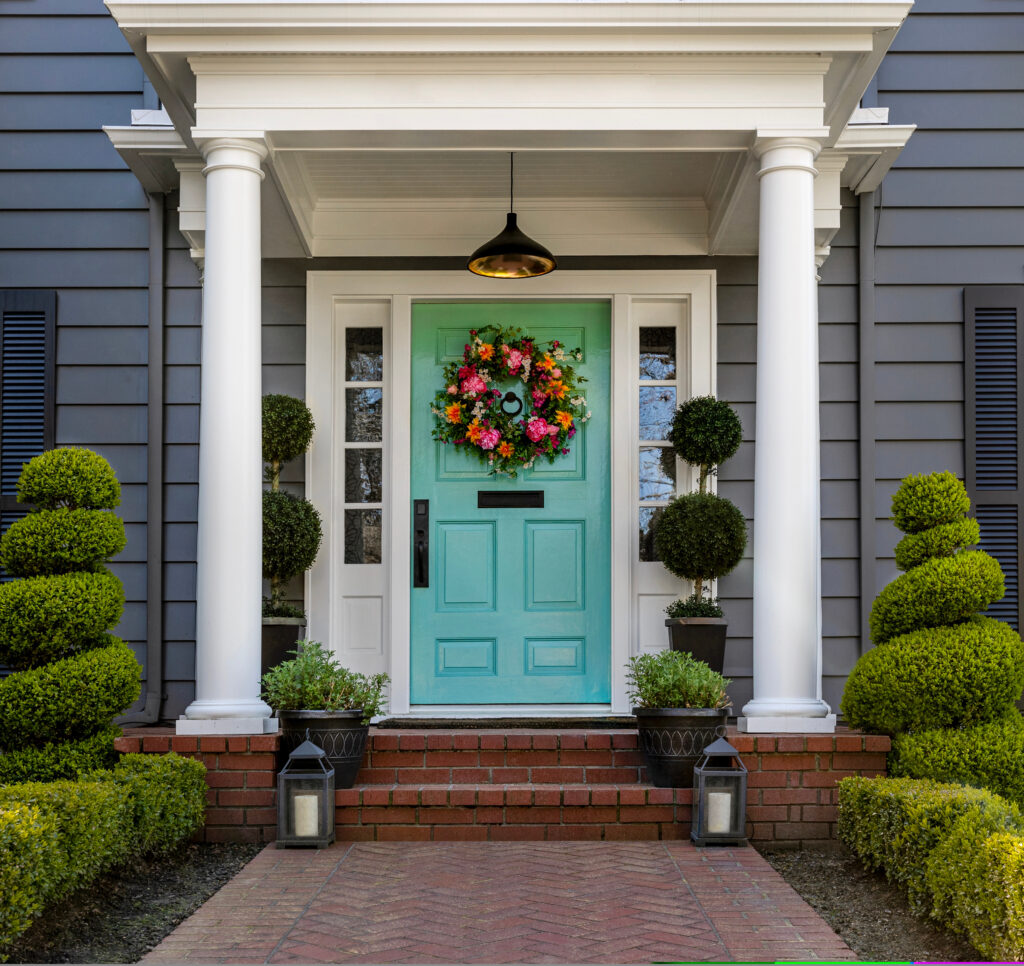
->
333, 783, 689, 842
357, 729, 646, 785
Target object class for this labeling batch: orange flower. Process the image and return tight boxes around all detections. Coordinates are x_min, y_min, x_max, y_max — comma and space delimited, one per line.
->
466, 418, 484, 443
498, 441, 514, 458
545, 380, 566, 400
536, 354, 555, 371
554, 410, 573, 430
445, 402, 463, 424
478, 342, 495, 361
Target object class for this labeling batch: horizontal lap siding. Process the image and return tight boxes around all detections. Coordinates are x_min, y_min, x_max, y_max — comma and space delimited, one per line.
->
0, 0, 157, 705
869, 0, 1024, 604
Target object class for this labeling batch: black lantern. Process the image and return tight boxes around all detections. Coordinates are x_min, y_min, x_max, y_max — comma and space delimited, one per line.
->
691, 737, 748, 847
276, 737, 336, 849
467, 154, 556, 278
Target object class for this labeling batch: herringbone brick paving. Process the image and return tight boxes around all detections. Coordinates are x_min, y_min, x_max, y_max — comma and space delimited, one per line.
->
142, 842, 855, 963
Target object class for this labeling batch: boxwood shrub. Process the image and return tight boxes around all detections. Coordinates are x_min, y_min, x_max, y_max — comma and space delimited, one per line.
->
0, 803, 55, 959
15, 447, 120, 511
841, 618, 1024, 734
0, 508, 126, 577
0, 639, 141, 748
894, 517, 980, 572
0, 725, 120, 785
890, 470, 971, 534
0, 573, 123, 670
868, 549, 1004, 645
891, 712, 1024, 808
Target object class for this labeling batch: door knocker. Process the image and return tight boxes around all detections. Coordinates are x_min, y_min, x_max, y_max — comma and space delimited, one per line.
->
500, 391, 524, 418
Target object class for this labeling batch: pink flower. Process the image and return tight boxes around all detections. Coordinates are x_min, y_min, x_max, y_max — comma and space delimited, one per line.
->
531, 388, 547, 407
478, 428, 501, 450
447, 385, 458, 394
458, 364, 475, 380
551, 368, 562, 379
525, 417, 558, 442
506, 349, 524, 372
460, 374, 487, 395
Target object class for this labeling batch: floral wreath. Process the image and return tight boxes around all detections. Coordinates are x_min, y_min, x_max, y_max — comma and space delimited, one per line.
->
431, 325, 592, 477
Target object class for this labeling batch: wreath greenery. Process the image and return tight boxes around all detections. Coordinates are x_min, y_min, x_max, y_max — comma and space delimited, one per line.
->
431, 325, 592, 477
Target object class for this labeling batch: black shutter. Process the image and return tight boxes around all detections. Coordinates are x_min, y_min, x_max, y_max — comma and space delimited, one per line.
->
0, 291, 56, 535
965, 286, 1024, 630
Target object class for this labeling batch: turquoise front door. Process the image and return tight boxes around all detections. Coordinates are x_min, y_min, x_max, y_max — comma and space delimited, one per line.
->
410, 301, 611, 704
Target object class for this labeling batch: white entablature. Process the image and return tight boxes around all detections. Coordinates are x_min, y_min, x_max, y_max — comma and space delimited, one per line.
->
105, 0, 913, 261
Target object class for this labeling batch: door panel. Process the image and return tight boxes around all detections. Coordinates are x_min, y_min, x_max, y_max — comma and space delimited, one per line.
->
410, 301, 611, 704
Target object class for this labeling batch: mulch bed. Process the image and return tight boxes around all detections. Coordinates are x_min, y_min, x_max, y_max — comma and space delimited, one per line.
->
4, 842, 264, 964
762, 847, 983, 963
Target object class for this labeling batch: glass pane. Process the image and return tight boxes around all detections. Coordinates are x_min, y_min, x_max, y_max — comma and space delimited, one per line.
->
639, 507, 664, 562
345, 388, 383, 442
639, 327, 676, 380
345, 449, 382, 503
345, 328, 384, 382
639, 447, 675, 501
639, 386, 677, 441
345, 509, 382, 564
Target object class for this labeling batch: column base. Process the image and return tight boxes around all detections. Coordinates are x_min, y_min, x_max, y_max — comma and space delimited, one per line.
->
176, 715, 279, 736
738, 714, 836, 734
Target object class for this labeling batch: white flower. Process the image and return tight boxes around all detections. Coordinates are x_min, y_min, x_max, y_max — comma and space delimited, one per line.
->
575, 352, 583, 361
553, 347, 566, 361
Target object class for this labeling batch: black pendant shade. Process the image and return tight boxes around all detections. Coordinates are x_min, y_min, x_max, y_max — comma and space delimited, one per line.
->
467, 212, 557, 278
467, 154, 557, 278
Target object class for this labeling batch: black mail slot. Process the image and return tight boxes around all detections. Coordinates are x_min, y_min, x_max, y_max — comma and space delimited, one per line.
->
478, 490, 544, 509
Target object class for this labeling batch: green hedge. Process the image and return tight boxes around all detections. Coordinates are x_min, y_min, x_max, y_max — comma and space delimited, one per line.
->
893, 517, 980, 572
15, 448, 120, 512
890, 471, 971, 534
0, 640, 141, 750
0, 508, 126, 577
868, 550, 1004, 645
0, 753, 207, 958
892, 712, 1024, 808
0, 573, 123, 670
841, 618, 1024, 734
838, 775, 1024, 962
0, 725, 120, 785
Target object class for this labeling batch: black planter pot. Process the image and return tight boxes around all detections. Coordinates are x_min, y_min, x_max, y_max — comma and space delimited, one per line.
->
665, 618, 728, 674
278, 709, 369, 789
632, 706, 730, 787
261, 618, 306, 678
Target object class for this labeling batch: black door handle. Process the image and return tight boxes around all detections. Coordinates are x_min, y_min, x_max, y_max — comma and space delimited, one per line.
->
413, 499, 429, 588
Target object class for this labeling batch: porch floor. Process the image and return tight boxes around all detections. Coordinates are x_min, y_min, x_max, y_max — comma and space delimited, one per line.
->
141, 840, 854, 964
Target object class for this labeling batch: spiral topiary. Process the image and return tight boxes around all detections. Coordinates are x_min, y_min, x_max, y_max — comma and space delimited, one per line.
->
0, 449, 140, 783
841, 472, 1024, 795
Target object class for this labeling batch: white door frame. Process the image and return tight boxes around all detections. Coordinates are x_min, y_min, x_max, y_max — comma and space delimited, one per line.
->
306, 270, 716, 716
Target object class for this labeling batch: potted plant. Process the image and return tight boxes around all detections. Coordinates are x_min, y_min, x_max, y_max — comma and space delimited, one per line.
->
655, 395, 747, 673
262, 394, 323, 676
262, 640, 389, 788
627, 649, 731, 787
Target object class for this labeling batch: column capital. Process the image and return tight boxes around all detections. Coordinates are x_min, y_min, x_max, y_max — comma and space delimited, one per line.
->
754, 135, 823, 180
194, 135, 269, 180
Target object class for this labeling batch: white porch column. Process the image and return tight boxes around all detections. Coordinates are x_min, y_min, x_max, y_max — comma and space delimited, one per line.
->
179, 137, 274, 735
740, 136, 836, 734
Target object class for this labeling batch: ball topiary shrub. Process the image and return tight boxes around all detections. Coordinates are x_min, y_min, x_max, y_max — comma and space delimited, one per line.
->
262, 394, 322, 618
842, 618, 1024, 734
658, 396, 746, 615
0, 448, 139, 782
891, 470, 971, 534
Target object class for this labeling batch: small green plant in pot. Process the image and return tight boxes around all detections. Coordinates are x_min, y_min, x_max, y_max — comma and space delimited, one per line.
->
262, 394, 323, 674
627, 650, 731, 787
262, 640, 389, 788
655, 395, 747, 672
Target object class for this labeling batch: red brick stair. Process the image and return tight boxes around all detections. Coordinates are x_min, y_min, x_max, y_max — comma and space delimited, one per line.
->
116, 725, 889, 848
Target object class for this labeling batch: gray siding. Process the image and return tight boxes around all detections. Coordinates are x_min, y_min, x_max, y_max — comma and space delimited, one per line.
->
868, 0, 1024, 615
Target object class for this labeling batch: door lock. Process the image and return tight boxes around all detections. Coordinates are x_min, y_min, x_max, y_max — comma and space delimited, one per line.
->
413, 499, 429, 588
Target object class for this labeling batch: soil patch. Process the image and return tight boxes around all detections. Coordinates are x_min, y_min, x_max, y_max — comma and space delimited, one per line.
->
5, 841, 263, 964
762, 847, 982, 963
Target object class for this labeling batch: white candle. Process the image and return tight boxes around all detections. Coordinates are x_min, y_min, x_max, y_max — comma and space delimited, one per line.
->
706, 790, 733, 835
293, 792, 320, 837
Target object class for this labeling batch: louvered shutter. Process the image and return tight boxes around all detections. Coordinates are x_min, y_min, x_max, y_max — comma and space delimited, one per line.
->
965, 286, 1024, 630
0, 291, 56, 538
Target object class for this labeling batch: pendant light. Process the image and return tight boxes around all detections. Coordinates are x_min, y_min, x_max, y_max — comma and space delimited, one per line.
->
467, 153, 557, 278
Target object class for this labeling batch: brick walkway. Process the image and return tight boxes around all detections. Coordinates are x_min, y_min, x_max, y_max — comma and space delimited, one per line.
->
143, 842, 854, 964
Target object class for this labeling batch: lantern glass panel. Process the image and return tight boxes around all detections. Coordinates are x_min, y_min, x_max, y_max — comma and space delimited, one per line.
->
283, 776, 334, 841
699, 773, 744, 837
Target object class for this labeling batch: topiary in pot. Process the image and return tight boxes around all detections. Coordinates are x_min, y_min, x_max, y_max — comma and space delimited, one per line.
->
0, 448, 140, 783
841, 471, 1024, 802
262, 394, 323, 674
654, 396, 746, 672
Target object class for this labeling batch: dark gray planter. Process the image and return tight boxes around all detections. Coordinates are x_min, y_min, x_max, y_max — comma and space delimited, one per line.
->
665, 618, 728, 674
632, 706, 730, 787
261, 617, 305, 678
278, 709, 369, 789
